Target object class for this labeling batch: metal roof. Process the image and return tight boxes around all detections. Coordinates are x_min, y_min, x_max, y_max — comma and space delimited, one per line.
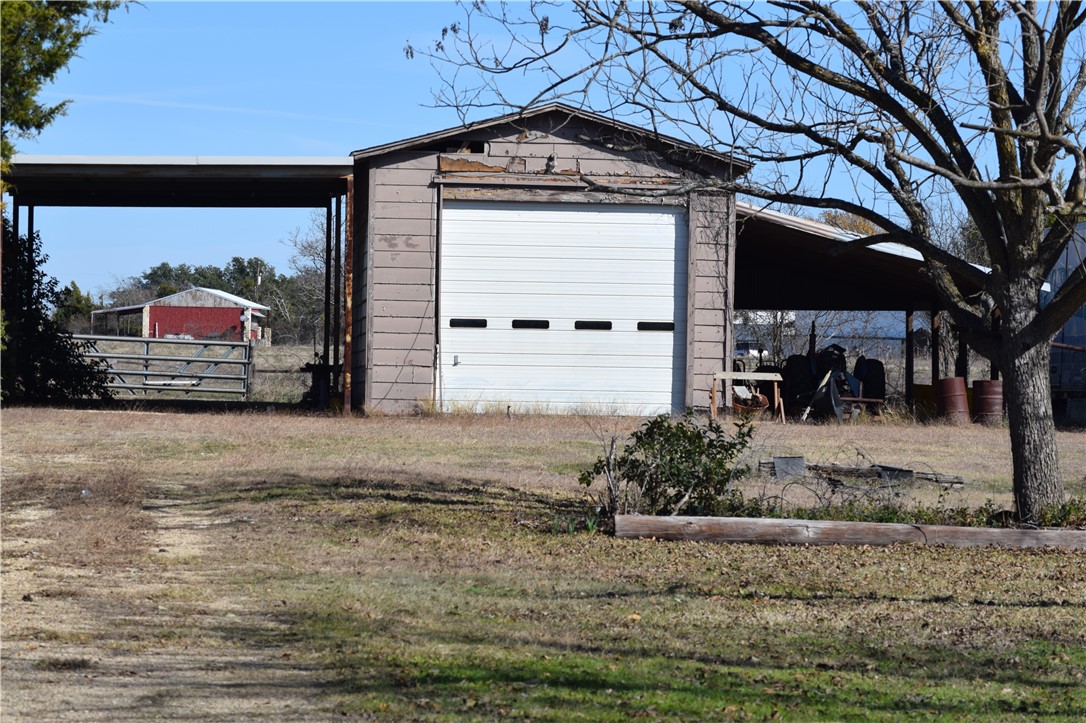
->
91, 287, 270, 316
734, 202, 986, 311
351, 102, 753, 176
4, 155, 352, 207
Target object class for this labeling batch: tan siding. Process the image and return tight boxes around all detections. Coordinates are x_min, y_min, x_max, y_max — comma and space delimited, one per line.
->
691, 357, 723, 377
372, 316, 435, 334
360, 154, 441, 412
368, 382, 433, 411
370, 331, 435, 352
374, 201, 435, 219
377, 167, 438, 187
372, 250, 434, 268
372, 233, 433, 251
372, 283, 434, 302
374, 185, 434, 203
693, 323, 725, 343
371, 153, 441, 171
372, 348, 433, 367
374, 266, 433, 285
369, 365, 434, 384
686, 192, 734, 409
370, 300, 433, 318
695, 274, 728, 294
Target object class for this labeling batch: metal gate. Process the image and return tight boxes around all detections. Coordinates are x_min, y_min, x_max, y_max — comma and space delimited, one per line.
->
74, 335, 253, 398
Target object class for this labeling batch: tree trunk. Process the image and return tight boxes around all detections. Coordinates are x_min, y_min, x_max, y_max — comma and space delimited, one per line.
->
1002, 340, 1065, 523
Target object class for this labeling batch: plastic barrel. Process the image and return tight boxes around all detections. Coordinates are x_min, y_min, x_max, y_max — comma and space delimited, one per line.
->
973, 379, 1004, 425
935, 377, 970, 424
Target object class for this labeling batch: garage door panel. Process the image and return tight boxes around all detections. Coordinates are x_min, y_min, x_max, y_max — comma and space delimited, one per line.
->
440, 201, 687, 415
437, 329, 682, 354
441, 352, 679, 369
440, 280, 681, 299
443, 244, 681, 261
441, 296, 682, 321
438, 257, 677, 282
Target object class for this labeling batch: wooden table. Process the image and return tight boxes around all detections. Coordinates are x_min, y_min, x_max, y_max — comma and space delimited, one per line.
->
710, 371, 785, 422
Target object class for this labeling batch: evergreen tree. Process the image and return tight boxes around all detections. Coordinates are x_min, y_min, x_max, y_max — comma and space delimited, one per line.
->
2, 216, 110, 402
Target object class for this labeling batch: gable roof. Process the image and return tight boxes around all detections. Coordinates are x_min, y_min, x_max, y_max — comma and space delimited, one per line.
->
179, 287, 270, 311
351, 102, 752, 176
92, 287, 270, 316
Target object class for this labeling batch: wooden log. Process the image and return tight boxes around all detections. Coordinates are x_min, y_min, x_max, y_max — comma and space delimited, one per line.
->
614, 515, 1086, 550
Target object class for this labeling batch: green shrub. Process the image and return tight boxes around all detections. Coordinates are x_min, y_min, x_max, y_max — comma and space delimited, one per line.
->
579, 414, 754, 517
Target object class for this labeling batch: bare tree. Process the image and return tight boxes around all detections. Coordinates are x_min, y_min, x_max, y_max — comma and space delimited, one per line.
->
419, 1, 1086, 522
268, 210, 343, 347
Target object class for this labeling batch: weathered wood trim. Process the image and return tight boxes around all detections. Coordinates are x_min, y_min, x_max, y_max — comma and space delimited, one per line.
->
363, 164, 377, 409
442, 186, 687, 206
685, 198, 699, 410
614, 515, 1086, 550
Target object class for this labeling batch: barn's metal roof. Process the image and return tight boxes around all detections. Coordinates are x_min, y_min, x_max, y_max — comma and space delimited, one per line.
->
351, 102, 752, 177
4, 155, 352, 207
91, 287, 270, 316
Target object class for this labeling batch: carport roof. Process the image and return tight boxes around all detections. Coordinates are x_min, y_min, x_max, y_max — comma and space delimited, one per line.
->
735, 202, 983, 312
2, 153, 973, 312
3, 155, 352, 207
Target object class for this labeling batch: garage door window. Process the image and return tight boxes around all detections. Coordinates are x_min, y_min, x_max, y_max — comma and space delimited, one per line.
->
450, 318, 487, 328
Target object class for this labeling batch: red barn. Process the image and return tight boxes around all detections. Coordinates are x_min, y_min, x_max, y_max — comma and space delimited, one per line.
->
91, 287, 271, 343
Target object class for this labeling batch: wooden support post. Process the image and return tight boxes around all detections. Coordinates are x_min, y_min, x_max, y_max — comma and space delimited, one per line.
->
930, 309, 941, 385
905, 309, 915, 410
990, 313, 1001, 380
956, 330, 969, 385
343, 175, 354, 414
333, 194, 343, 392
323, 200, 333, 368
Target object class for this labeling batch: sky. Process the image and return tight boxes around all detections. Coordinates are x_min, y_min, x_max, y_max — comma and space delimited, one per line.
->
5, 1, 480, 299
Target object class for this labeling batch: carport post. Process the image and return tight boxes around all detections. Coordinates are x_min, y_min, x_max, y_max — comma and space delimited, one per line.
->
333, 193, 342, 391
930, 309, 941, 385
343, 176, 354, 414
905, 309, 915, 410
323, 199, 333, 368
955, 331, 969, 384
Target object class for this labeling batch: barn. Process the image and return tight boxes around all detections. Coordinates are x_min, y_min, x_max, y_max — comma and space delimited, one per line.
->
91, 287, 270, 343
348, 103, 977, 415
349, 104, 751, 415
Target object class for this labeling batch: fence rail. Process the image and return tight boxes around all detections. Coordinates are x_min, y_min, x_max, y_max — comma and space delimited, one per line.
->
74, 334, 253, 398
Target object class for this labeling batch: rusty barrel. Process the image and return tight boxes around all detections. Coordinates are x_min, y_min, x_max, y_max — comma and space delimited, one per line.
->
973, 379, 1004, 425
935, 376, 970, 424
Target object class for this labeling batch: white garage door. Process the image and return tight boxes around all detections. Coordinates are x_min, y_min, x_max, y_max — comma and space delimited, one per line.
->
439, 201, 687, 414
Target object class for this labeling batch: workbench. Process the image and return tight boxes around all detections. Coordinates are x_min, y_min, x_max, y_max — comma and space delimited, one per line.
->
710, 370, 785, 423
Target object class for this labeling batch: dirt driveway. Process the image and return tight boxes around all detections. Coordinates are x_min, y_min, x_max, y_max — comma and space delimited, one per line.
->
2, 474, 342, 720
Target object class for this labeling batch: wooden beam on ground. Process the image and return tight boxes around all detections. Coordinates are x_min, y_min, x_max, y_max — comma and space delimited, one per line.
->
614, 515, 1086, 550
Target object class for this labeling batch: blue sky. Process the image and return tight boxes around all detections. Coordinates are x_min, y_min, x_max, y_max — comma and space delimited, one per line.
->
6, 1, 477, 298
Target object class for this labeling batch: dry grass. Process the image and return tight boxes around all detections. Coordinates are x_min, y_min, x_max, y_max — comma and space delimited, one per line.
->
2, 407, 1085, 720
2, 466, 149, 568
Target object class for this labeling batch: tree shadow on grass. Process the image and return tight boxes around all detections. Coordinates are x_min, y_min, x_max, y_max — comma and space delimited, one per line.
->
157, 471, 588, 531
240, 600, 1086, 720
